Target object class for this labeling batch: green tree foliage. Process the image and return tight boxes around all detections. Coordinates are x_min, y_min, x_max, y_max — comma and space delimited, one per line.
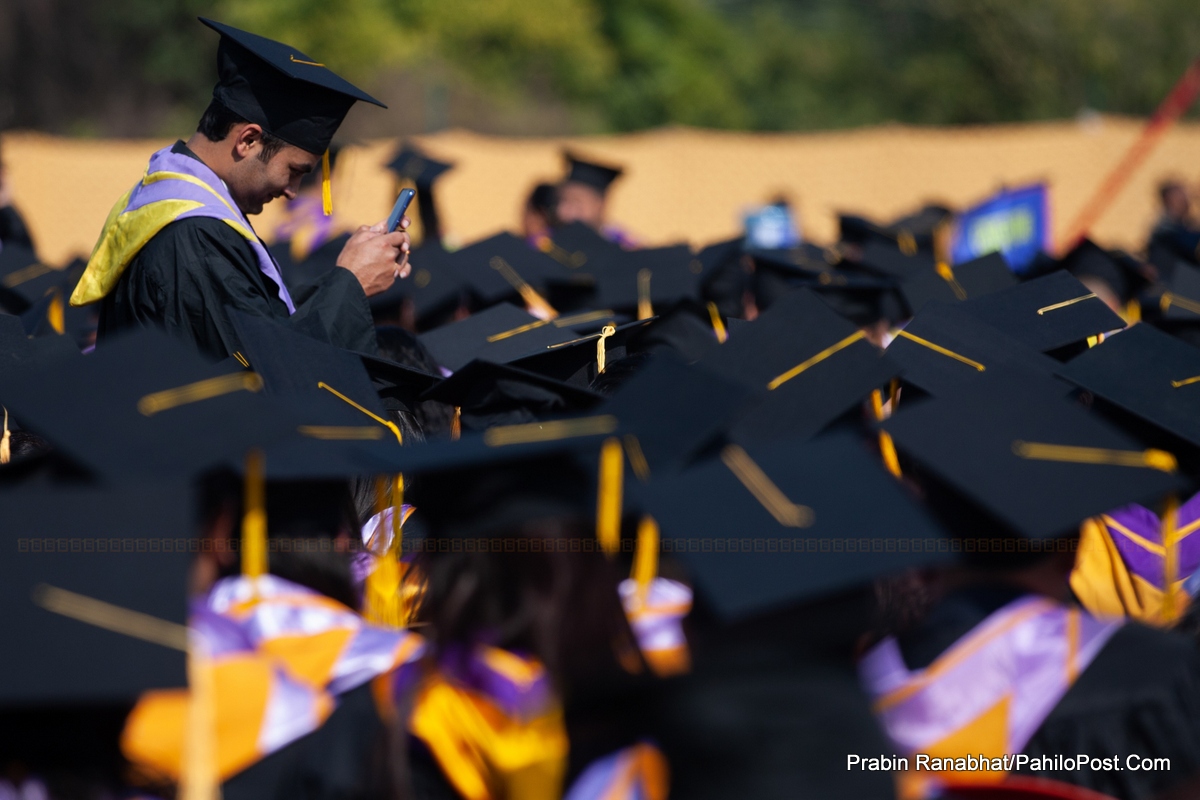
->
5, 0, 1200, 135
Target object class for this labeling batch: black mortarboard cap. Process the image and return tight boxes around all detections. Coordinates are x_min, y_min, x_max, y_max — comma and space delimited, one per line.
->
447, 232, 572, 307
886, 303, 1070, 398
358, 350, 443, 407
0, 329, 296, 479
421, 358, 604, 430
418, 303, 586, 372
200, 18, 385, 155
959, 270, 1125, 353
1056, 323, 1200, 450
1060, 238, 1148, 305
230, 311, 387, 418
857, 240, 936, 280
563, 151, 623, 194
385, 144, 454, 186
700, 288, 881, 391
726, 320, 899, 446
838, 213, 893, 246
627, 298, 723, 362
587, 245, 699, 312
546, 221, 626, 272
882, 378, 1185, 540
1159, 259, 1200, 322
598, 354, 751, 472
0, 482, 190, 701
369, 243, 469, 325
897, 252, 1017, 317
0, 313, 80, 373
642, 432, 953, 622
511, 317, 654, 386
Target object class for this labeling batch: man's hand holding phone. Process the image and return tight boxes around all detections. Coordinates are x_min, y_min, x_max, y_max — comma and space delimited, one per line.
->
337, 189, 416, 297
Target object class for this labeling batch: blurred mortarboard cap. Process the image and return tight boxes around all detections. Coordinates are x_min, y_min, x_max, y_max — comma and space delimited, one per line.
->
511, 317, 653, 386
0, 482, 190, 701
421, 358, 604, 431
642, 432, 953, 622
358, 350, 442, 406
385, 144, 453, 186
200, 17, 384, 155
1158, 260, 1200, 322
0, 310, 81, 368
693, 236, 743, 283
0, 328, 296, 479
838, 213, 892, 246
1060, 238, 1148, 306
369, 243, 468, 323
419, 303, 588, 372
959, 270, 1125, 353
586, 245, 699, 313
1057, 322, 1200, 451
886, 204, 954, 252
547, 221, 626, 272
563, 151, 623, 194
857, 240, 936, 280
881, 377, 1186, 541
897, 252, 1017, 317
447, 232, 571, 308
700, 288, 882, 391
598, 354, 751, 472
885, 303, 1069, 399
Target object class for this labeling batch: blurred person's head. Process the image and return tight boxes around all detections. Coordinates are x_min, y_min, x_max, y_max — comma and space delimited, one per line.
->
1160, 180, 1190, 222
189, 100, 321, 216
523, 183, 559, 239
557, 181, 607, 228
557, 153, 622, 230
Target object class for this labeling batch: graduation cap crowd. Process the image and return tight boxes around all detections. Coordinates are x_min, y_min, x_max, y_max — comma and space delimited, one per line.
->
10, 17, 1200, 800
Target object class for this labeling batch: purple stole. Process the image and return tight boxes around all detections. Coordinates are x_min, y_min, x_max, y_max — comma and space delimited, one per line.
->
859, 595, 1119, 798
72, 145, 295, 313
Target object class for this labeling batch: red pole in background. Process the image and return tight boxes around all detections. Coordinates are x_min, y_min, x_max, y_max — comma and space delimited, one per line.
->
1059, 56, 1200, 254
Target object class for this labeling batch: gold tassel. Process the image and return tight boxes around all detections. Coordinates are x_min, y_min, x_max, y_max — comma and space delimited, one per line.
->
1163, 493, 1179, 623
321, 149, 332, 216
181, 634, 219, 800
597, 324, 616, 374
596, 437, 624, 556
1124, 298, 1142, 325
637, 269, 653, 320
48, 289, 65, 334
632, 515, 659, 605
878, 430, 902, 478
888, 378, 900, 414
870, 389, 885, 422
241, 449, 267, 579
1, 407, 10, 465
364, 475, 408, 628
706, 301, 728, 343
451, 407, 461, 441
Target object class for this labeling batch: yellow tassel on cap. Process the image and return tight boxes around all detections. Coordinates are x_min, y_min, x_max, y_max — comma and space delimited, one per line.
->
48, 289, 65, 335
597, 324, 616, 374
181, 634, 219, 800
632, 515, 660, 605
597, 437, 624, 556
321, 149, 332, 216
364, 475, 409, 628
878, 430, 902, 478
706, 302, 728, 343
1, 407, 10, 465
241, 449, 267, 579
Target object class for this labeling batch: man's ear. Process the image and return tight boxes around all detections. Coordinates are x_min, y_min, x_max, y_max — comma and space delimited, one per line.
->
231, 123, 264, 161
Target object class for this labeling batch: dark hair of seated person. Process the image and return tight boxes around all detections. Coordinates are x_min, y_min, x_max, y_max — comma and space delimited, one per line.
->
9, 430, 51, 460
199, 471, 362, 609
375, 325, 457, 439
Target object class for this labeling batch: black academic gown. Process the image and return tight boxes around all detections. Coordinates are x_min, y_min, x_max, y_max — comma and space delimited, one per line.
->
97, 146, 375, 360
649, 589, 897, 800
223, 683, 395, 800
897, 586, 1200, 800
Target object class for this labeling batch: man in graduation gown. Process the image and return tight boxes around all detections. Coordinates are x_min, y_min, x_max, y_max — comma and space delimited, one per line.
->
71, 19, 412, 360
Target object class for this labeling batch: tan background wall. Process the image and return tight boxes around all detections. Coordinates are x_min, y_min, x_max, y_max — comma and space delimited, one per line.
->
4, 117, 1199, 267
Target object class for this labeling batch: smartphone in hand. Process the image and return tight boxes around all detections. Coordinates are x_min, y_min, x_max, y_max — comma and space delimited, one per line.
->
387, 188, 416, 233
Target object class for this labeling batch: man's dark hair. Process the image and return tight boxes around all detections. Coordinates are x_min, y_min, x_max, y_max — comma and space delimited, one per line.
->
197, 99, 287, 163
